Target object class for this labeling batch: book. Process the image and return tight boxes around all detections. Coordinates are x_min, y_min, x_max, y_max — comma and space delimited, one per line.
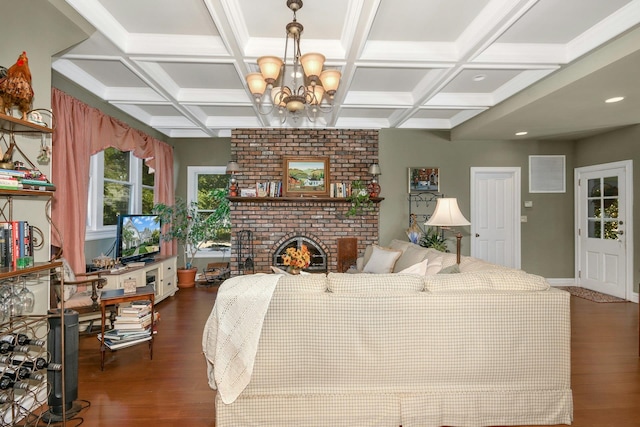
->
97, 334, 152, 350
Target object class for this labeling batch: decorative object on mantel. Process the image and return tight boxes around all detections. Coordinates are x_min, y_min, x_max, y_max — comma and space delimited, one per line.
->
226, 161, 240, 197
424, 198, 470, 264
409, 167, 439, 193
153, 189, 230, 287
282, 156, 330, 197
345, 180, 373, 217
282, 244, 311, 275
245, 0, 341, 126
367, 163, 381, 197
406, 214, 422, 244
0, 52, 34, 121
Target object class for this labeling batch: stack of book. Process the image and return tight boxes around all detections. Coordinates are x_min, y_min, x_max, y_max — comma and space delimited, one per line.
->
97, 300, 159, 350
0, 168, 56, 191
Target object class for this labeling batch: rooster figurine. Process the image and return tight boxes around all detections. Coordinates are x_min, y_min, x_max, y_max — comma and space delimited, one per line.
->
0, 52, 34, 120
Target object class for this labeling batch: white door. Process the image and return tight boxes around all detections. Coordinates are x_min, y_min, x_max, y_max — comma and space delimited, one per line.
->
576, 161, 632, 299
470, 168, 521, 269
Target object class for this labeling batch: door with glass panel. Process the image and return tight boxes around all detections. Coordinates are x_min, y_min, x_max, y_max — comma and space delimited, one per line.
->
577, 164, 628, 299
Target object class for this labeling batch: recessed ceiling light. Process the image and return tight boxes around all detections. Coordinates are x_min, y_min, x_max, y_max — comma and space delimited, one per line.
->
605, 96, 624, 103
515, 131, 528, 136
472, 74, 487, 82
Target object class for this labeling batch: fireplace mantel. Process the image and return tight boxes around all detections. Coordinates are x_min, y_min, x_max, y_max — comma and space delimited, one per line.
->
228, 197, 384, 204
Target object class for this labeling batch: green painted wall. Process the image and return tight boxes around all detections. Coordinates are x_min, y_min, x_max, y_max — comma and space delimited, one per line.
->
575, 124, 640, 293
378, 129, 576, 278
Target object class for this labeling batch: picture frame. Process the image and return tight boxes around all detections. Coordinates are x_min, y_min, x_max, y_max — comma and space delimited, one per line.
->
409, 167, 440, 193
283, 156, 330, 197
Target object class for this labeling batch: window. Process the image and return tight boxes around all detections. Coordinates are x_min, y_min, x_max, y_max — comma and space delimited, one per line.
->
187, 166, 230, 257
87, 148, 155, 240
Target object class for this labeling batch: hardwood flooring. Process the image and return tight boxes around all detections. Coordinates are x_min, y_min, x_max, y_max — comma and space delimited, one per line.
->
67, 287, 638, 427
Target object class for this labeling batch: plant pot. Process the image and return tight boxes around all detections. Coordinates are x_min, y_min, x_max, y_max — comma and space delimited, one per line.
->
176, 267, 197, 288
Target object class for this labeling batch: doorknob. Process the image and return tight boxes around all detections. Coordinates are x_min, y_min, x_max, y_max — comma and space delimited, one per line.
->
475, 233, 480, 237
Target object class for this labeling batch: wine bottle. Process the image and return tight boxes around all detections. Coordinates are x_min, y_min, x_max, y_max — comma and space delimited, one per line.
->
0, 334, 45, 347
0, 371, 30, 390
0, 355, 61, 371
0, 342, 30, 355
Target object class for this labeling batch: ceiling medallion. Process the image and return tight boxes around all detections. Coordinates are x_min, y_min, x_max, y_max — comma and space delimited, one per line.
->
245, 0, 341, 125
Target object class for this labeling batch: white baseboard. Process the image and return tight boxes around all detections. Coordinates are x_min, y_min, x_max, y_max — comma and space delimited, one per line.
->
546, 278, 577, 286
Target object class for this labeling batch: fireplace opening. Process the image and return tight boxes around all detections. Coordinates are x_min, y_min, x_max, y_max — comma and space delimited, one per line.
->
272, 234, 328, 273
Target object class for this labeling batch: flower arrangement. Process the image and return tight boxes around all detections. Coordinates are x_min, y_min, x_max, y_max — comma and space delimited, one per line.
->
282, 245, 311, 273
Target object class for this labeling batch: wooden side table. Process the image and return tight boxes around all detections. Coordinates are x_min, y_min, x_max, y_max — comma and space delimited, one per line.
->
99, 285, 155, 370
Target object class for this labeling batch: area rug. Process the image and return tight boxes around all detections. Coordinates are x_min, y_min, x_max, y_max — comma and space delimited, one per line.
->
557, 286, 626, 303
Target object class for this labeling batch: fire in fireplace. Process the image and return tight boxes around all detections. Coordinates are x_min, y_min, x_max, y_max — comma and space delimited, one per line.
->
272, 234, 328, 273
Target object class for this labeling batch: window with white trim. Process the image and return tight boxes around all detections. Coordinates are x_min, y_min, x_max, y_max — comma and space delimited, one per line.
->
187, 166, 230, 257
86, 147, 155, 240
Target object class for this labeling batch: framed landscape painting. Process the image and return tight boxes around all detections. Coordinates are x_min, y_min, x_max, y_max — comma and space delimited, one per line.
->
283, 156, 330, 197
409, 167, 440, 192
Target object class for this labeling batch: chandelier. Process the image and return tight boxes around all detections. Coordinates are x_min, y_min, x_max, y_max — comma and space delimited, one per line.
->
245, 0, 341, 125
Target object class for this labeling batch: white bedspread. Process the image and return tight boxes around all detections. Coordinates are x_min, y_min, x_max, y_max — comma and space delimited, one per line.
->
202, 273, 282, 404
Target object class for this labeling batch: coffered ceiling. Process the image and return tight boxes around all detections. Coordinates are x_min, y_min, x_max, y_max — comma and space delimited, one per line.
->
51, 0, 640, 140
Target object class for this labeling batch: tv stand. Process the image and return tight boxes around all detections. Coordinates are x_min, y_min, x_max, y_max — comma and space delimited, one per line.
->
101, 256, 177, 304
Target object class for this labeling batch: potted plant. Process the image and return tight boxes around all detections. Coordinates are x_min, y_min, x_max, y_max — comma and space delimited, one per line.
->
153, 188, 230, 287
419, 227, 449, 253
345, 180, 373, 217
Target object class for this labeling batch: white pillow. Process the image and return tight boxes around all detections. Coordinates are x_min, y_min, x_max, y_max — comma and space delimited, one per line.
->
363, 245, 402, 274
425, 255, 443, 275
398, 258, 429, 275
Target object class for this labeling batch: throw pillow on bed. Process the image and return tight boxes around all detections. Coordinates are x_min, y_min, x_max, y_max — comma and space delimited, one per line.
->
363, 245, 402, 274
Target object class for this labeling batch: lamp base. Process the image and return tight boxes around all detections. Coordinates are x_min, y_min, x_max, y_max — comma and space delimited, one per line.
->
455, 232, 463, 264
367, 182, 381, 198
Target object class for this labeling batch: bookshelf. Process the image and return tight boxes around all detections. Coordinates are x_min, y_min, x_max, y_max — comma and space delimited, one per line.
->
0, 114, 69, 422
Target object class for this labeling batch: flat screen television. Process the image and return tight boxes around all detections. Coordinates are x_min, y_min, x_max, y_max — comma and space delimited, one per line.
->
115, 214, 162, 264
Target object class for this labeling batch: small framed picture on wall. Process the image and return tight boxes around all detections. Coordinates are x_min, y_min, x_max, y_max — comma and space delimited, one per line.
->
282, 156, 330, 197
408, 167, 440, 193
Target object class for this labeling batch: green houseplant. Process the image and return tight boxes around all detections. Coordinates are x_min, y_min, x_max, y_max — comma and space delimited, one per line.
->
153, 189, 230, 286
345, 180, 373, 217
419, 226, 449, 253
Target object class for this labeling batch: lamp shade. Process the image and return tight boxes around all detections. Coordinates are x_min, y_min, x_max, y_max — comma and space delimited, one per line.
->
257, 56, 283, 83
226, 161, 240, 174
300, 53, 325, 79
368, 163, 381, 176
319, 69, 341, 94
425, 198, 470, 227
245, 73, 267, 96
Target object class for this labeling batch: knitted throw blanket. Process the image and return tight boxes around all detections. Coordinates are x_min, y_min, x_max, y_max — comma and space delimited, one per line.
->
202, 273, 281, 404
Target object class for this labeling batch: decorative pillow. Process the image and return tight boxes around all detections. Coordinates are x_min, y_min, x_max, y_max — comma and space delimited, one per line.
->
393, 244, 429, 272
363, 245, 402, 274
327, 273, 424, 293
438, 264, 461, 274
275, 274, 327, 293
425, 255, 443, 275
398, 259, 429, 275
424, 270, 550, 292
60, 258, 77, 301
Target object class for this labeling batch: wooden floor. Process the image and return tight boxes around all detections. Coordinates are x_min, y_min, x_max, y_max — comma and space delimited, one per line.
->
66, 287, 638, 427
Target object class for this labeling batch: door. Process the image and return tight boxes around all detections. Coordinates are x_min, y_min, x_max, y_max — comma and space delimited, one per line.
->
576, 161, 632, 299
470, 168, 521, 269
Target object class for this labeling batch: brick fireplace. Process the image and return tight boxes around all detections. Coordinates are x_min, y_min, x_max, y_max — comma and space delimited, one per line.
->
229, 128, 380, 273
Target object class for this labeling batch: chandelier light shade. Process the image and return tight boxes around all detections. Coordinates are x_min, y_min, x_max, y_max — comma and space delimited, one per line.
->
425, 198, 471, 264
245, 0, 341, 125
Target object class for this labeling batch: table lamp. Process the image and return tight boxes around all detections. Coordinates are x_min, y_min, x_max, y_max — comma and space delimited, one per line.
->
226, 161, 240, 197
424, 198, 470, 264
367, 163, 381, 197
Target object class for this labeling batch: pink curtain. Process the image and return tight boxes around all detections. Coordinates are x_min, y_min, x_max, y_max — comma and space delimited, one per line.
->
51, 88, 175, 273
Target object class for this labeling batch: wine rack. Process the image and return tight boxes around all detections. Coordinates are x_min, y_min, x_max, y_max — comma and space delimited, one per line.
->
0, 263, 63, 426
